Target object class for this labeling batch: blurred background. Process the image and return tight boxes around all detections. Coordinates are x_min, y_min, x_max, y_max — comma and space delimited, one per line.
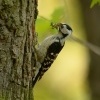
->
34, 0, 100, 100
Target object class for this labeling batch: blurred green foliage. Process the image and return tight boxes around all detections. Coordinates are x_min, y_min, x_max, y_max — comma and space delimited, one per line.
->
51, 7, 64, 22
91, 0, 100, 7
36, 7, 64, 40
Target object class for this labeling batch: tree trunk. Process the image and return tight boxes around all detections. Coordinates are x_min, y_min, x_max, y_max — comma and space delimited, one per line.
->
80, 0, 100, 100
0, 0, 38, 100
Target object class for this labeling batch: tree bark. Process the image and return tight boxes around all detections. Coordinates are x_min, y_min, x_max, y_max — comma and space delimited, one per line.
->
80, 0, 100, 100
0, 0, 38, 100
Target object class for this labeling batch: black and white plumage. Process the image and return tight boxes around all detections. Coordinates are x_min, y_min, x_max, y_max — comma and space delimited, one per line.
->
32, 23, 72, 86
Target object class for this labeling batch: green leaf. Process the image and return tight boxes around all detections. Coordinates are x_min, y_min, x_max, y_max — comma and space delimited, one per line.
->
36, 18, 50, 34
36, 7, 65, 40
50, 7, 64, 22
91, 0, 100, 8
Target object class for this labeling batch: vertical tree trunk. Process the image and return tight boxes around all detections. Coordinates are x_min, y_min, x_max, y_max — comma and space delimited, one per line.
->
0, 0, 38, 100
80, 0, 100, 100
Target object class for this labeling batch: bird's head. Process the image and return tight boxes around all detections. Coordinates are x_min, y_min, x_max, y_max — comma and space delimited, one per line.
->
58, 23, 72, 36
51, 23, 72, 37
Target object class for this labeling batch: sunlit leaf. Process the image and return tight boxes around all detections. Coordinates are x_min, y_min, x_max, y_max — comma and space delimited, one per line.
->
36, 7, 65, 39
91, 0, 100, 8
36, 18, 50, 34
51, 7, 64, 22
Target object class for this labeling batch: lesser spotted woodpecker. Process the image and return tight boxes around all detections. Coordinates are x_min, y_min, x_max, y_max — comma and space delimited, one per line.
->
32, 23, 73, 86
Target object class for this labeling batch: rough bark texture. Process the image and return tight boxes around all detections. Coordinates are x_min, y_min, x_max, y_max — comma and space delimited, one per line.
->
0, 0, 38, 100
80, 0, 100, 100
